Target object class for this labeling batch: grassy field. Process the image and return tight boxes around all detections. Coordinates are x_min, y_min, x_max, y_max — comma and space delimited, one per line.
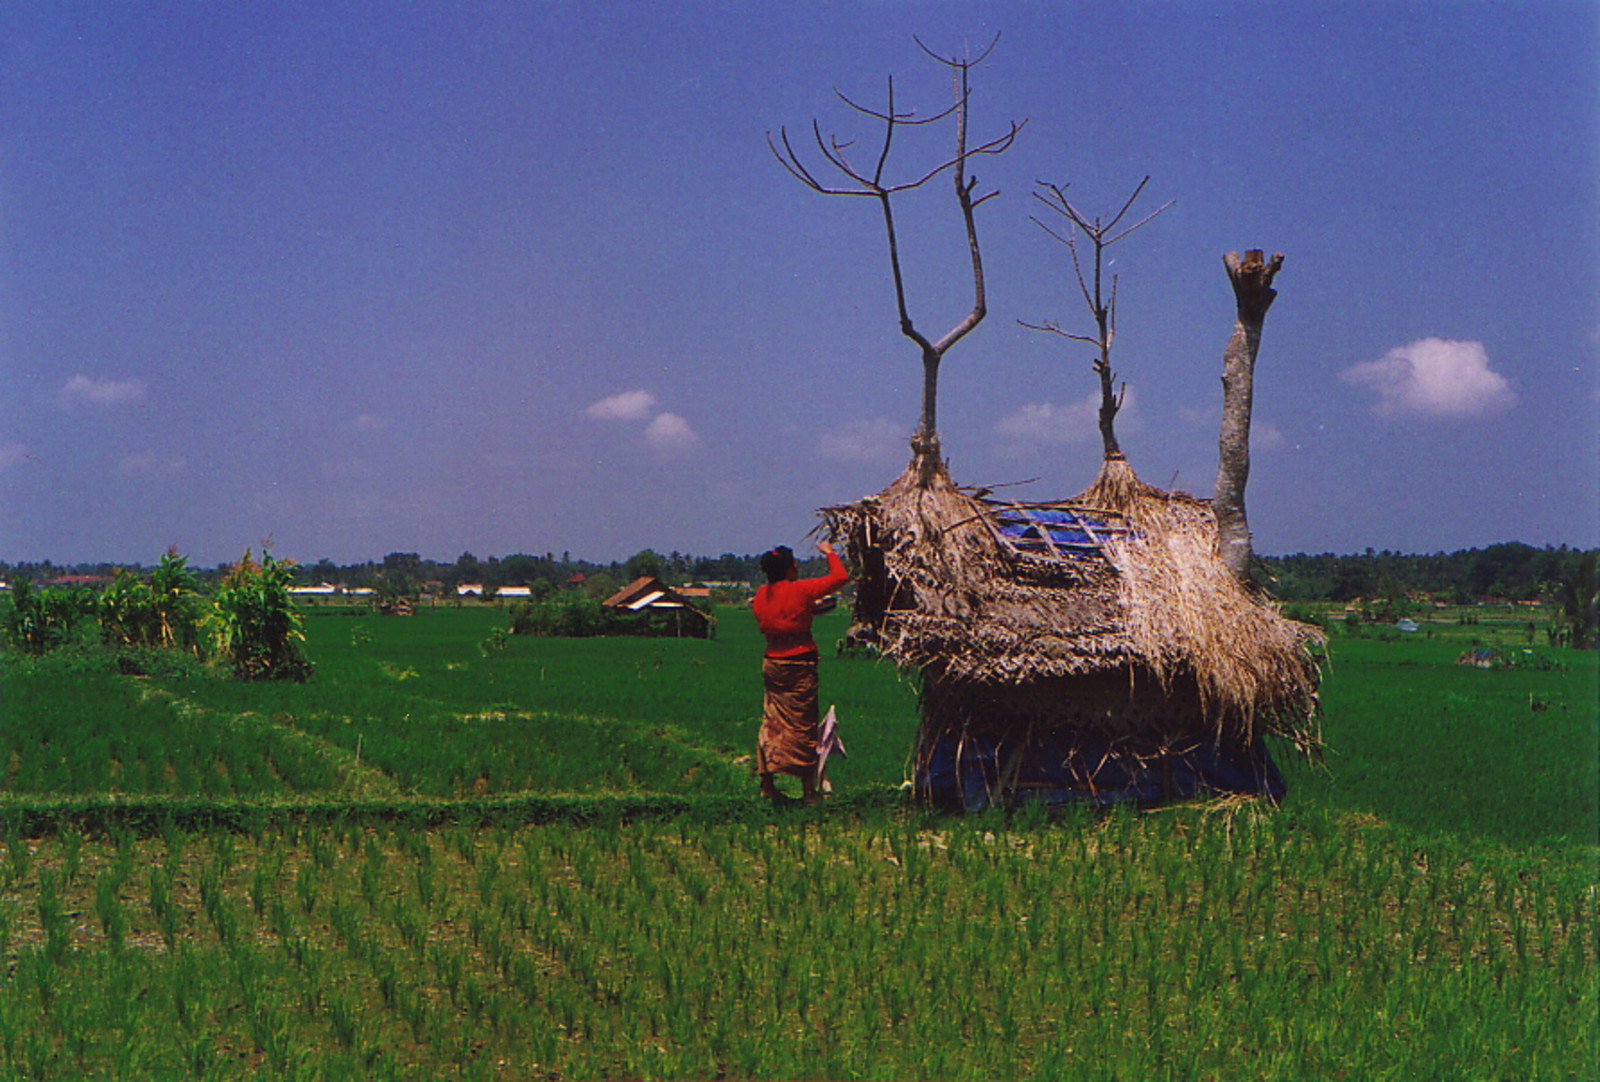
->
0, 603, 1595, 1079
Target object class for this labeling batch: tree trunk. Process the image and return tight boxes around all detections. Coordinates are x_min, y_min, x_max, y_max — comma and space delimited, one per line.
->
1096, 351, 1122, 462
1214, 250, 1283, 584
918, 344, 940, 444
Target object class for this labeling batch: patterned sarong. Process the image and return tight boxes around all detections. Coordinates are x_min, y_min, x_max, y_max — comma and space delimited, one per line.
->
757, 655, 819, 777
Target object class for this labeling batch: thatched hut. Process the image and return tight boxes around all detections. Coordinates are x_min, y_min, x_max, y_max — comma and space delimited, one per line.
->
823, 446, 1322, 810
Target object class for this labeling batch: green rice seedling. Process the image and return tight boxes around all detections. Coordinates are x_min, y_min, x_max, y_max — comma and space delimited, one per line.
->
389, 897, 428, 956
360, 838, 385, 910
249, 849, 281, 921
103, 825, 135, 880
147, 865, 181, 949
308, 829, 336, 871
59, 823, 84, 883
474, 844, 502, 905
94, 870, 127, 950
413, 844, 438, 911
0, 607, 1590, 1078
199, 862, 237, 948
329, 899, 363, 957
295, 860, 318, 916
36, 870, 70, 964
5, 823, 29, 887
325, 991, 360, 1050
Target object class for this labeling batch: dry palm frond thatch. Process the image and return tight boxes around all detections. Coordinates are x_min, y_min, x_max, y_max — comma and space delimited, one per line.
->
822, 450, 1323, 764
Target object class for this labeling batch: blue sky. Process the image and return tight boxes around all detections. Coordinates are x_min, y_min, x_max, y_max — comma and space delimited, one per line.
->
3, 1, 1596, 566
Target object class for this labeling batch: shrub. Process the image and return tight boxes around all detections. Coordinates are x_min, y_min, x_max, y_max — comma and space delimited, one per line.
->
508, 597, 627, 638
0, 642, 207, 679
1, 577, 93, 655
204, 551, 314, 681
99, 552, 203, 653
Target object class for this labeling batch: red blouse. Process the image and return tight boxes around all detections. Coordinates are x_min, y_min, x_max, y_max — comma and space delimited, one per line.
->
751, 550, 849, 658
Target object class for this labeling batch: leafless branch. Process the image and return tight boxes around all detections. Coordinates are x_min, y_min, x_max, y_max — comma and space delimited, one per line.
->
835, 84, 960, 127
913, 32, 1002, 70
1016, 318, 1100, 348
1023, 176, 1171, 461
769, 40, 1025, 449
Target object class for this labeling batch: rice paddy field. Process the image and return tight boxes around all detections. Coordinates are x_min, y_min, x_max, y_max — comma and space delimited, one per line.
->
1, 603, 1596, 1079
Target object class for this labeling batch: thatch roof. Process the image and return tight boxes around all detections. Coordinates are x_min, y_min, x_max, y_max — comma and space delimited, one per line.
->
822, 452, 1322, 755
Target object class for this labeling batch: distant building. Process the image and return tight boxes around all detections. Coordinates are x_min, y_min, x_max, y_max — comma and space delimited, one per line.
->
601, 576, 716, 638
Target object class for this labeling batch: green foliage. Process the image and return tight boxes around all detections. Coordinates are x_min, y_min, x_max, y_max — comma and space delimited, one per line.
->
508, 596, 616, 637
1279, 602, 1332, 636
99, 552, 203, 652
623, 548, 665, 581
203, 551, 313, 681
0, 577, 93, 655
0, 642, 206, 680
1265, 544, 1597, 604
373, 551, 422, 609
478, 628, 509, 656
1547, 551, 1598, 649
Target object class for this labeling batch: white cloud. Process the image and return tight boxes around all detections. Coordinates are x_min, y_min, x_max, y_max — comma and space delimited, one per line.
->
1253, 422, 1288, 451
644, 411, 697, 449
817, 418, 907, 465
59, 374, 147, 407
0, 442, 26, 469
996, 387, 1142, 447
352, 413, 386, 434
1341, 338, 1516, 418
585, 389, 658, 421
584, 388, 696, 451
118, 451, 186, 477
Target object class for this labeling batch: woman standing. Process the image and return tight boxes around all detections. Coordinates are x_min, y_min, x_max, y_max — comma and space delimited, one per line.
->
752, 541, 849, 803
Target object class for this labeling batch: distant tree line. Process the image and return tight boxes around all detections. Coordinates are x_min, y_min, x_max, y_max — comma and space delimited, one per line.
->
1259, 543, 1596, 605
0, 548, 832, 602
6, 542, 1589, 608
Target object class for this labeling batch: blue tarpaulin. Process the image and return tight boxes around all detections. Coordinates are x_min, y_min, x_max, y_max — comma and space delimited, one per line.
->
990, 506, 1129, 557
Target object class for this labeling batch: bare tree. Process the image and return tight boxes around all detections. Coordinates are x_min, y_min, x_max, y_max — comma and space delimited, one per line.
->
769, 38, 1023, 474
1213, 249, 1284, 584
1021, 178, 1170, 462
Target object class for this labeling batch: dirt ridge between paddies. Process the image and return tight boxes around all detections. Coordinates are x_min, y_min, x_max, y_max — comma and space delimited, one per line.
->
0, 785, 913, 837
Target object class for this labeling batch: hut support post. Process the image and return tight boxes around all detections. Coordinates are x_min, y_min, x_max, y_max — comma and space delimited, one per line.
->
1214, 249, 1283, 584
